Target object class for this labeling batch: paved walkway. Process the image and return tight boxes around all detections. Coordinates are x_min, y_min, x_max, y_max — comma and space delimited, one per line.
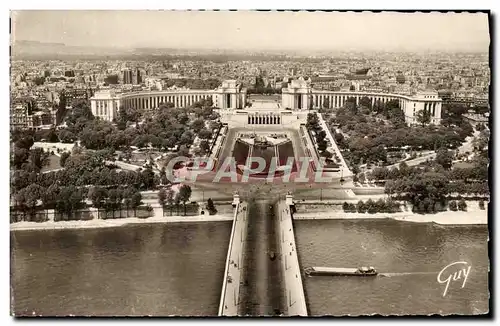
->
278, 201, 308, 316
317, 112, 352, 177
219, 202, 248, 316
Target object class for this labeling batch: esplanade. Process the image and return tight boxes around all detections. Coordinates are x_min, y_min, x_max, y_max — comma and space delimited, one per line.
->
90, 78, 442, 126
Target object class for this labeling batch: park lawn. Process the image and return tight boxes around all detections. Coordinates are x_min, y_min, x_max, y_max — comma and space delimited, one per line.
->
453, 161, 475, 169
41, 155, 62, 173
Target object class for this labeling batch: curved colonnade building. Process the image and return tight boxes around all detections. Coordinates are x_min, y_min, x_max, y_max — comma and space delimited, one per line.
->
90, 78, 441, 126
282, 79, 442, 125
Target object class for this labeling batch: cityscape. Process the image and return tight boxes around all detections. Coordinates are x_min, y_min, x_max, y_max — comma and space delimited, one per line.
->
10, 10, 490, 317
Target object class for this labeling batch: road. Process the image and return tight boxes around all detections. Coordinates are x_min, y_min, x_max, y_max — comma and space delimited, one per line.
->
458, 130, 481, 155
239, 200, 284, 316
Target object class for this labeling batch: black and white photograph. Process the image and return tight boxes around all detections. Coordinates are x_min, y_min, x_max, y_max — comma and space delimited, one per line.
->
9, 9, 491, 317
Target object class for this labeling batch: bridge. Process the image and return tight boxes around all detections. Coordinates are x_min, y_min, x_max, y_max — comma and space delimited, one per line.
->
218, 193, 307, 316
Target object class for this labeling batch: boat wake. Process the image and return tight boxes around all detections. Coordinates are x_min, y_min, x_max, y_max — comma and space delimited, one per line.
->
379, 272, 437, 277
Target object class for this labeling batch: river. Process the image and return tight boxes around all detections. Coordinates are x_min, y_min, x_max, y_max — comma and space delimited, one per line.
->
294, 219, 489, 316
11, 222, 232, 316
10, 217, 489, 316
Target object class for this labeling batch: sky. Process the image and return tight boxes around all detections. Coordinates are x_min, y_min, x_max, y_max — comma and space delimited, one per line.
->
11, 11, 490, 52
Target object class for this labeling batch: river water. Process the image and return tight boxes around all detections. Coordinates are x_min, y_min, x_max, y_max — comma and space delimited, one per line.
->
11, 217, 489, 316
11, 222, 232, 316
294, 219, 489, 316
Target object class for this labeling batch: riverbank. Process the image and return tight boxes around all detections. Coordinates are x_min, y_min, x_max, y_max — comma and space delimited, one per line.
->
292, 209, 487, 225
10, 214, 234, 231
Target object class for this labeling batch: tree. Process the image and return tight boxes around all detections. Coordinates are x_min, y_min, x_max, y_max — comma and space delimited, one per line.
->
179, 130, 194, 146
198, 128, 212, 140
206, 198, 217, 215
122, 187, 135, 216
317, 140, 327, 152
357, 200, 367, 213
478, 200, 485, 210
158, 188, 167, 207
209, 121, 221, 131
15, 136, 34, 150
107, 188, 123, 215
376, 198, 387, 213
178, 145, 190, 157
200, 140, 211, 154
29, 148, 48, 171
118, 106, 141, 124
140, 167, 156, 190
359, 96, 372, 110
41, 183, 59, 214
398, 161, 409, 177
435, 148, 454, 170
60, 152, 71, 167
166, 188, 175, 215
403, 172, 448, 212
174, 192, 181, 215
348, 203, 356, 212
178, 184, 192, 216
342, 202, 349, 212
321, 150, 333, 159
191, 119, 205, 133
88, 186, 108, 210
56, 186, 84, 220
13, 148, 30, 168
366, 199, 377, 214
416, 109, 432, 127
385, 180, 396, 198
458, 199, 467, 212
23, 184, 43, 221
131, 191, 142, 216
14, 188, 27, 220
306, 113, 321, 132
448, 200, 458, 211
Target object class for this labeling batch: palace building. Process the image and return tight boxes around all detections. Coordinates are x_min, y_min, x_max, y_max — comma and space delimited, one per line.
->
90, 78, 442, 126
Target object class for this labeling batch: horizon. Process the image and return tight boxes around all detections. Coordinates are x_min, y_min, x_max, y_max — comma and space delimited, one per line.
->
11, 11, 490, 54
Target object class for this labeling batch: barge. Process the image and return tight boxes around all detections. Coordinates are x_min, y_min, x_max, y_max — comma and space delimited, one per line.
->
305, 266, 378, 276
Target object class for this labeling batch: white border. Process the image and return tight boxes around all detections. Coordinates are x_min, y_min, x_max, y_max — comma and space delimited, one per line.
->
4, 1, 498, 325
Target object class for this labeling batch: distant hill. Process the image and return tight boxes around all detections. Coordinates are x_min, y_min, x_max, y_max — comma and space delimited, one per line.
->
11, 40, 134, 59
9, 40, 328, 62
15, 40, 66, 47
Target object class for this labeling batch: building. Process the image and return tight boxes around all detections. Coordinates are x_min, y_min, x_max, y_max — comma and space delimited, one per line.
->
283, 78, 442, 125
90, 80, 247, 121
10, 103, 58, 131
89, 90, 121, 121
10, 104, 29, 131
90, 78, 442, 126
123, 69, 133, 85
133, 69, 142, 85
29, 111, 54, 130
122, 69, 142, 85
281, 78, 312, 110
